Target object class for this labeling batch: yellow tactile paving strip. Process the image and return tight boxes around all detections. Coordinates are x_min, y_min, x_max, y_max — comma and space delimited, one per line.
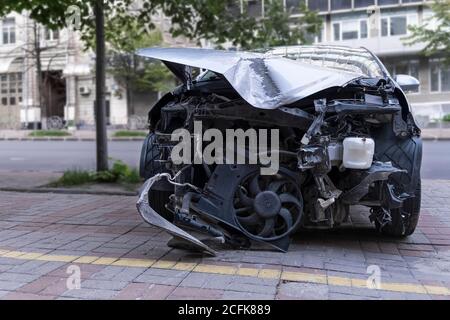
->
1, 248, 449, 296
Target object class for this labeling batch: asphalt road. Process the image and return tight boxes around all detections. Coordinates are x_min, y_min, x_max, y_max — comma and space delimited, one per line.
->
0, 140, 449, 179
0, 140, 142, 172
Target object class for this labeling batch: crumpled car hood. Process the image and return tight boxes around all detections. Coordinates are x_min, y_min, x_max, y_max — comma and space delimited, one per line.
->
137, 47, 364, 110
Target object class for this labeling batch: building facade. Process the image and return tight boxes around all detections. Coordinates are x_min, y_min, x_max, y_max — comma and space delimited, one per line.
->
0, 11, 157, 130
1, 2, 448, 130
240, 0, 449, 126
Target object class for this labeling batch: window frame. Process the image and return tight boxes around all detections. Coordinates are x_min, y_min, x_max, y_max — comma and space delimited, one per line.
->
1, 17, 16, 45
379, 14, 416, 38
44, 27, 60, 42
313, 21, 327, 44
332, 18, 369, 41
0, 73, 23, 107
429, 60, 450, 93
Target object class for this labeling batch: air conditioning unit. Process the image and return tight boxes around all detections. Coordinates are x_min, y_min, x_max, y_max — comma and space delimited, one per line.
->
79, 86, 91, 95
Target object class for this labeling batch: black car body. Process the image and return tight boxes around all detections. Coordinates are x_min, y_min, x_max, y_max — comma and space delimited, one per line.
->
136, 45, 422, 254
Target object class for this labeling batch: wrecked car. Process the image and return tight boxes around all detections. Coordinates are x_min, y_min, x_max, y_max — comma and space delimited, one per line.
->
136, 45, 422, 255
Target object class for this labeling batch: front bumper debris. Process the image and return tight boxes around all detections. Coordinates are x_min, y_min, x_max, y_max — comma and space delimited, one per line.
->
136, 174, 216, 256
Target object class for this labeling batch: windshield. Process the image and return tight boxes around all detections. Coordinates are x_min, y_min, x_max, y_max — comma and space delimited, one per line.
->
265, 45, 385, 79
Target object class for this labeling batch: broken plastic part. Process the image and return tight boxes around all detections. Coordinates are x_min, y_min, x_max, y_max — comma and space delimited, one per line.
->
136, 174, 216, 256
341, 161, 406, 204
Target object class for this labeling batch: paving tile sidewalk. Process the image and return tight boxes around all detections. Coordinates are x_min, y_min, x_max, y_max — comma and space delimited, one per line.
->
0, 170, 138, 196
0, 179, 450, 299
0, 171, 62, 189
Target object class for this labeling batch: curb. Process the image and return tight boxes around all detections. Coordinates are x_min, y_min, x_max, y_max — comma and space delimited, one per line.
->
0, 137, 145, 141
0, 187, 137, 196
1, 136, 450, 141
422, 137, 450, 141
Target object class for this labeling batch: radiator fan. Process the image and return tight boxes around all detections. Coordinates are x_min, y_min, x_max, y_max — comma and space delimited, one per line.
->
233, 171, 303, 242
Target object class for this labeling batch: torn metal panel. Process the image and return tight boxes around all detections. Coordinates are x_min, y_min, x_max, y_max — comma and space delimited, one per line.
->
136, 174, 216, 256
136, 47, 363, 110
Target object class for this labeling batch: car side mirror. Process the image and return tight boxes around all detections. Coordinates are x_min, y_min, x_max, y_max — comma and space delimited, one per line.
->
394, 74, 420, 92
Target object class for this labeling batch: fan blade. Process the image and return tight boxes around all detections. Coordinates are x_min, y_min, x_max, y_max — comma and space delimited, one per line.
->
249, 175, 261, 196
238, 188, 254, 207
278, 208, 293, 229
268, 180, 286, 192
279, 193, 302, 208
258, 218, 275, 237
237, 213, 260, 226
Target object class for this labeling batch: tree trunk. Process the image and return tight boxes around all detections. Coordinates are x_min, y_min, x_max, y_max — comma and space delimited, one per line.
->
130, 55, 136, 116
34, 23, 46, 130
125, 80, 132, 127
94, 0, 108, 171
128, 80, 134, 116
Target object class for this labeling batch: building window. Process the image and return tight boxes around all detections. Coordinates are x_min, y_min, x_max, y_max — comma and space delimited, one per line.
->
443, 68, 450, 92
381, 18, 388, 36
360, 20, 368, 38
2, 18, 16, 45
354, 0, 375, 8
308, 0, 328, 12
313, 22, 326, 44
381, 15, 408, 37
245, 0, 262, 18
430, 61, 450, 92
342, 21, 359, 40
430, 64, 439, 92
0, 73, 22, 106
44, 28, 59, 41
409, 63, 419, 80
333, 23, 340, 41
390, 16, 407, 35
286, 0, 304, 14
378, 0, 399, 5
330, 0, 352, 11
333, 19, 369, 41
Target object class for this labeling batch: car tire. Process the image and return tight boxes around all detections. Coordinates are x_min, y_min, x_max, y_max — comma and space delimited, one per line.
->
376, 136, 422, 237
139, 132, 174, 222
139, 132, 165, 180
380, 179, 421, 237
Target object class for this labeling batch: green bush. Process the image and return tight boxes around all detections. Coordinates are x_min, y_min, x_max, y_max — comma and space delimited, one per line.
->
443, 114, 450, 122
51, 160, 141, 187
29, 130, 71, 137
113, 130, 147, 137
93, 170, 116, 183
50, 170, 94, 187
111, 160, 141, 184
121, 167, 140, 184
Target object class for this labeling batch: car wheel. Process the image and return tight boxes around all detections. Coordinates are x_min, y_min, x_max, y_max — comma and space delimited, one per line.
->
139, 132, 174, 222
375, 136, 422, 237
380, 179, 421, 237
139, 132, 165, 179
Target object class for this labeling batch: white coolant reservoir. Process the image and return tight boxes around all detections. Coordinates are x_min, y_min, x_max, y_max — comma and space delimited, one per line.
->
342, 137, 375, 169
